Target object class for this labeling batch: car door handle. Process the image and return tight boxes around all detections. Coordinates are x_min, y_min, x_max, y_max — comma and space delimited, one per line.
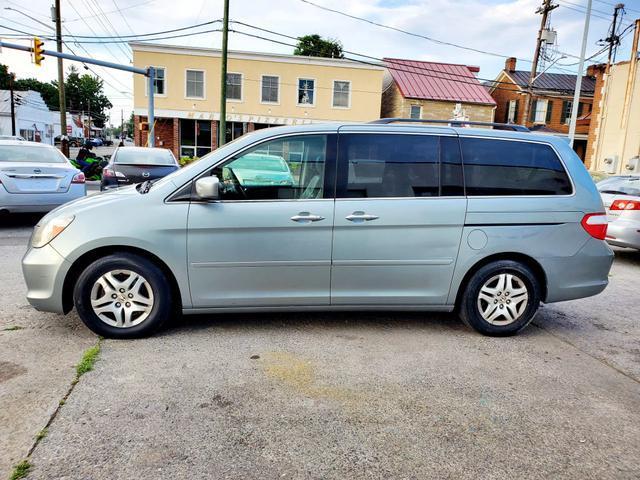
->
291, 212, 325, 223
345, 212, 379, 222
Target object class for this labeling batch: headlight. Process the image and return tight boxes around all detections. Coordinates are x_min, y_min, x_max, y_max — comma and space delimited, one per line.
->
31, 215, 75, 248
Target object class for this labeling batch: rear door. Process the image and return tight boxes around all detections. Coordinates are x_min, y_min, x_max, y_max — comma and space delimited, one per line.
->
330, 128, 467, 305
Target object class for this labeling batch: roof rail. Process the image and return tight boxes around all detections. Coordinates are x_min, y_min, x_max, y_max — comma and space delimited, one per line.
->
369, 118, 530, 132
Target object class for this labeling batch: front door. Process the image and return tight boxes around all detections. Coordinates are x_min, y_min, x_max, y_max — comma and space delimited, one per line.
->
187, 133, 336, 308
331, 131, 467, 305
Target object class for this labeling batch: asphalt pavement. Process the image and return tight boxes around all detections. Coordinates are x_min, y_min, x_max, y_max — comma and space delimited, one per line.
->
1, 215, 639, 479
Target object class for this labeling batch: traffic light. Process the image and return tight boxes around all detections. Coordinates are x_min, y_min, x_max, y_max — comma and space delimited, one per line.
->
32, 37, 45, 66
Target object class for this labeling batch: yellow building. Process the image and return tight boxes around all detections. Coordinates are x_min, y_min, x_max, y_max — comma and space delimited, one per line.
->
131, 42, 384, 157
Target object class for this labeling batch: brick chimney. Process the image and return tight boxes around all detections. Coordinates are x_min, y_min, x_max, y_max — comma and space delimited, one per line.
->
505, 57, 517, 72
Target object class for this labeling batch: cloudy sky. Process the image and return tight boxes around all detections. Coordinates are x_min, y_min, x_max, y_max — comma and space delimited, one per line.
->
1, 0, 638, 126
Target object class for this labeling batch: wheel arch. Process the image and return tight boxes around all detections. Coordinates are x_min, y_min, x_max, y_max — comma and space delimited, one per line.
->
453, 252, 548, 310
62, 245, 183, 314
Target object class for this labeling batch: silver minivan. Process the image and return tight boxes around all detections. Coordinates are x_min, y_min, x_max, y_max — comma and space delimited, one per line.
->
22, 122, 614, 338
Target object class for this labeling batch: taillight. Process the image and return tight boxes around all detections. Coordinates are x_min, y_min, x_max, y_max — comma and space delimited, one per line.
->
72, 172, 85, 184
581, 213, 608, 240
610, 199, 640, 211
102, 168, 115, 178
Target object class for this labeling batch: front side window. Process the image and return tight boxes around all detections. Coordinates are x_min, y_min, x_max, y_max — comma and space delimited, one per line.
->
261, 75, 279, 103
212, 135, 330, 200
226, 73, 242, 100
460, 137, 572, 196
298, 79, 315, 105
332, 81, 350, 108
338, 134, 439, 198
410, 105, 422, 119
186, 70, 205, 99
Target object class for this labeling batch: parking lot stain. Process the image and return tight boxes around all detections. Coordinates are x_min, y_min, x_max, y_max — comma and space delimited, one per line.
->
260, 352, 358, 405
0, 360, 27, 383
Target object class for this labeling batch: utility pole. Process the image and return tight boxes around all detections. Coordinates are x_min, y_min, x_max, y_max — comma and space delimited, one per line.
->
218, 0, 230, 147
605, 3, 625, 68
521, 0, 558, 126
53, 0, 68, 157
568, 0, 592, 147
120, 108, 124, 139
9, 73, 16, 136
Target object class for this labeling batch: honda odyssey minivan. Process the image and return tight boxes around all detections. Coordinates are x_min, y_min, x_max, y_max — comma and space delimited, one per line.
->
22, 121, 614, 338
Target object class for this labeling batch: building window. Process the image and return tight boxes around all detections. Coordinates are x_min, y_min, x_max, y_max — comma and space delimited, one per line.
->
153, 67, 165, 95
506, 99, 518, 123
226, 73, 242, 101
179, 119, 211, 158
186, 70, 205, 99
261, 75, 279, 103
561, 100, 585, 124
410, 105, 422, 119
332, 81, 350, 108
531, 99, 550, 124
298, 79, 315, 105
225, 122, 247, 144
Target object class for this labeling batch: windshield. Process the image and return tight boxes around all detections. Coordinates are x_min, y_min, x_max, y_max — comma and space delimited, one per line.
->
115, 148, 176, 165
0, 145, 67, 163
597, 177, 640, 196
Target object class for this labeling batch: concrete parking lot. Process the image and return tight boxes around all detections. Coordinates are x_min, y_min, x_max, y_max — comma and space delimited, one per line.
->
1, 215, 639, 479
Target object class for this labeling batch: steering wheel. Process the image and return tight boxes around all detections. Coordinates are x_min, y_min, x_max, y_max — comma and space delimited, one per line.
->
227, 168, 247, 199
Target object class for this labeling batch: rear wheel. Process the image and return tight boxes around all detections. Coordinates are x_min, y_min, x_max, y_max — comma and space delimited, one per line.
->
73, 253, 172, 338
459, 260, 541, 336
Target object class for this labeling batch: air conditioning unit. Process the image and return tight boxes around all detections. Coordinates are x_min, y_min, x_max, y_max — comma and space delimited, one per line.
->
625, 156, 640, 173
603, 155, 619, 174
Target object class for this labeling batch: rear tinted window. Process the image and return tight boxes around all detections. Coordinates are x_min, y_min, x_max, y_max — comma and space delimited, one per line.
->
0, 145, 66, 163
338, 134, 440, 198
460, 138, 572, 196
115, 148, 175, 165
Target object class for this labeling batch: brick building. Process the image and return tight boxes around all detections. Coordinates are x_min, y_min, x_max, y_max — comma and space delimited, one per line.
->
488, 57, 596, 161
381, 58, 496, 122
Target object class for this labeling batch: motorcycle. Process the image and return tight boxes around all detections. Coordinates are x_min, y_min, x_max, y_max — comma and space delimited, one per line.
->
70, 155, 108, 181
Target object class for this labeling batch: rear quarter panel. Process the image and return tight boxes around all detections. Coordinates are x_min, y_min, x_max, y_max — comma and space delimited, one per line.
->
447, 134, 610, 305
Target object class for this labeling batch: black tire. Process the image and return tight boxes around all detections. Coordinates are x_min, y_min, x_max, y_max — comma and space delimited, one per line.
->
459, 260, 541, 336
73, 253, 173, 339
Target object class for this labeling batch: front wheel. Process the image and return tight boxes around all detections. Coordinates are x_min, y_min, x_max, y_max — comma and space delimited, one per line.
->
73, 253, 173, 338
459, 260, 541, 336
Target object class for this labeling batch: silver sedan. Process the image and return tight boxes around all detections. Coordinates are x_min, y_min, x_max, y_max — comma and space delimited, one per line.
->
597, 175, 640, 250
0, 140, 86, 214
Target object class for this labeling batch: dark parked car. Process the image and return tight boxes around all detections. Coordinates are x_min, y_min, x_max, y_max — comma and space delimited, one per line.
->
100, 146, 179, 191
54, 136, 83, 147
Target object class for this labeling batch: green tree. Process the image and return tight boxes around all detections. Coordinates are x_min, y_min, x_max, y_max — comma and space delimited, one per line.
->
58, 66, 112, 128
0, 64, 11, 89
294, 34, 344, 58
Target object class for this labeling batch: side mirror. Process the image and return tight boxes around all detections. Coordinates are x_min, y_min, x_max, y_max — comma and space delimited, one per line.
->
195, 176, 220, 200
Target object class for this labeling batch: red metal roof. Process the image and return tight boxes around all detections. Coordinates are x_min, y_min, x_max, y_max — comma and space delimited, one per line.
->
384, 58, 496, 105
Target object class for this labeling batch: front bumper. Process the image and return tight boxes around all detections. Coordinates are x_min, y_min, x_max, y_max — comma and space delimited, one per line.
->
540, 237, 614, 303
606, 217, 640, 250
22, 243, 71, 314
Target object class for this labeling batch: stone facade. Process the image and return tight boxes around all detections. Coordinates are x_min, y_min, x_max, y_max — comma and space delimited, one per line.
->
381, 83, 495, 122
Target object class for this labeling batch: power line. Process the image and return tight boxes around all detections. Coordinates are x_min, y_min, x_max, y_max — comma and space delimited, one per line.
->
81, 0, 131, 59
227, 27, 591, 100
296, 0, 535, 65
64, 0, 157, 23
